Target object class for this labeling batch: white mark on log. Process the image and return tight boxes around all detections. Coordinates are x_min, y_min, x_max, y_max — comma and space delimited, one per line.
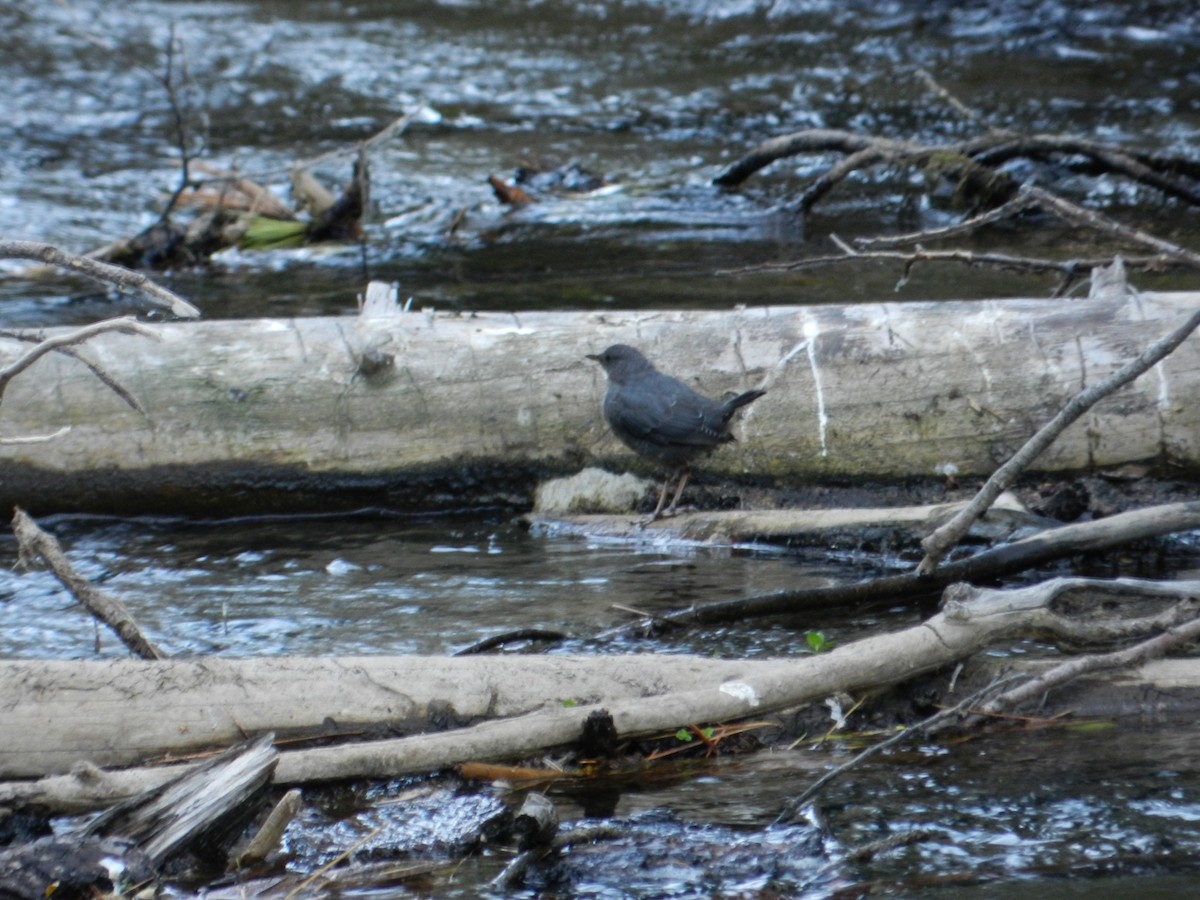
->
983, 299, 1006, 347
479, 327, 536, 337
1074, 335, 1087, 390
0, 425, 71, 444
719, 681, 760, 707
1153, 358, 1171, 411
1128, 293, 1172, 414
1025, 318, 1052, 374
953, 314, 993, 395
803, 318, 828, 457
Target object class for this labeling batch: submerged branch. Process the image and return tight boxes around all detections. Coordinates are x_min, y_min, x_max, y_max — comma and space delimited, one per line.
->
597, 501, 1200, 639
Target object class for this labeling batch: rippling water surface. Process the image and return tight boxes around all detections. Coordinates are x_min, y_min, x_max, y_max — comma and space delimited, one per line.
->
5, 0, 1200, 894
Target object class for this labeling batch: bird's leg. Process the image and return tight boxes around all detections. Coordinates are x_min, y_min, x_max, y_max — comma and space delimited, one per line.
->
645, 472, 675, 522
662, 466, 692, 517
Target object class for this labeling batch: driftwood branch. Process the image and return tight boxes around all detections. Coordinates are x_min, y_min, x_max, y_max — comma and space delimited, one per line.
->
714, 100, 1200, 285
0, 316, 159, 407
5, 575, 1200, 814
599, 501, 1200, 639
975, 607, 1200, 720
0, 240, 199, 318
12, 507, 166, 660
722, 241, 1181, 298
916, 300, 1200, 573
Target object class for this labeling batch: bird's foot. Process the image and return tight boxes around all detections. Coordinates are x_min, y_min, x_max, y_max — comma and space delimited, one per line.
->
661, 503, 695, 518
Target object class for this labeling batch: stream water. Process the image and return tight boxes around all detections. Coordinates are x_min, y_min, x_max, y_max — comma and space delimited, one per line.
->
4, 0, 1200, 896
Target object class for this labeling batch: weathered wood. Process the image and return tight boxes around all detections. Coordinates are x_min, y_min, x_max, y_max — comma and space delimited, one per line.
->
0, 655, 759, 778
527, 492, 1039, 545
80, 734, 277, 866
2, 290, 1200, 513
4, 578, 1200, 809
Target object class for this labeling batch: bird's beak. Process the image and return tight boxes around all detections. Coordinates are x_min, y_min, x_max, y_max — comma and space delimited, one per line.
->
585, 353, 601, 362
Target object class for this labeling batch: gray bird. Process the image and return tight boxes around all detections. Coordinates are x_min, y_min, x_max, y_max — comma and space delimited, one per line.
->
587, 343, 765, 520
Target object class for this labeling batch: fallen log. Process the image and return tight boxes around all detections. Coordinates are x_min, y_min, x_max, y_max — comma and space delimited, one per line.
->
526, 491, 1041, 547
4, 577, 1199, 813
2, 286, 1200, 514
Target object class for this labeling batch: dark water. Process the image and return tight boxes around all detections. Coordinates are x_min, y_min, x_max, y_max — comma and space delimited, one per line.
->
4, 0, 1200, 895
3, 1, 1199, 326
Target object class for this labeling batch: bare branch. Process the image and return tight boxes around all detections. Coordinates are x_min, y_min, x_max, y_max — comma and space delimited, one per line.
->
0, 240, 200, 318
917, 301, 1200, 573
0, 316, 158, 403
12, 507, 166, 660
1027, 184, 1200, 269
776, 675, 1020, 821
971, 610, 1200, 721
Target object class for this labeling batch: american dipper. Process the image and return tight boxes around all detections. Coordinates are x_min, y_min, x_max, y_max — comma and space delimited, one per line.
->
587, 343, 765, 520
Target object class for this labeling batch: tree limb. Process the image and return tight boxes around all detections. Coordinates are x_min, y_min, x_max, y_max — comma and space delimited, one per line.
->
0, 316, 158, 405
12, 507, 166, 660
599, 501, 1200, 639
0, 240, 199, 318
917, 300, 1200, 573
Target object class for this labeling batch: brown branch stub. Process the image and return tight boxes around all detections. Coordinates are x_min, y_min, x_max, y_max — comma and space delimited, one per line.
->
11, 507, 166, 660
0, 240, 200, 318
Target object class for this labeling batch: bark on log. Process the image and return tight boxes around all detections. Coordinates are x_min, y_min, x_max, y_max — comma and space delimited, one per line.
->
2, 290, 1200, 514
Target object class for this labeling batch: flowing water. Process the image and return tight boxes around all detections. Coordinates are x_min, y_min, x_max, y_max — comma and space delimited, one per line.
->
4, 0, 1200, 895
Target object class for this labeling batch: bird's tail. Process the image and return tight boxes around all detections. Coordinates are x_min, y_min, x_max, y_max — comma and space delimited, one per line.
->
722, 389, 766, 418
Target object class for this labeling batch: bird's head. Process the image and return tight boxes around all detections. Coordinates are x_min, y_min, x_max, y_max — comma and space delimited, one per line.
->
586, 344, 655, 383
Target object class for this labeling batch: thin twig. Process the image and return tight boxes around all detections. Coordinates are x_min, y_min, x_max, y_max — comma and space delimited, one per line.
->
776, 676, 1021, 822
156, 24, 205, 225
1027, 184, 1200, 269
916, 68, 1015, 137
0, 316, 157, 404
854, 191, 1037, 249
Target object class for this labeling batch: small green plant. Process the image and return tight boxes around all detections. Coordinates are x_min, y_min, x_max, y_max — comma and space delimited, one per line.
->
804, 630, 834, 653
675, 726, 715, 743
561, 699, 577, 708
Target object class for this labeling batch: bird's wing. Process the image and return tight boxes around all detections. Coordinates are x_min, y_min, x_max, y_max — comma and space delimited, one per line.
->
608, 377, 726, 448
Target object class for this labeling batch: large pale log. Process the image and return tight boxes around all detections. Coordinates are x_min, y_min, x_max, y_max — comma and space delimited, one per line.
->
0, 655, 758, 779
4, 578, 1200, 812
2, 290, 1199, 513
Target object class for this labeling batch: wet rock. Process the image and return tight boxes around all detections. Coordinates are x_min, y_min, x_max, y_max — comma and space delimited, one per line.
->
534, 467, 654, 514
